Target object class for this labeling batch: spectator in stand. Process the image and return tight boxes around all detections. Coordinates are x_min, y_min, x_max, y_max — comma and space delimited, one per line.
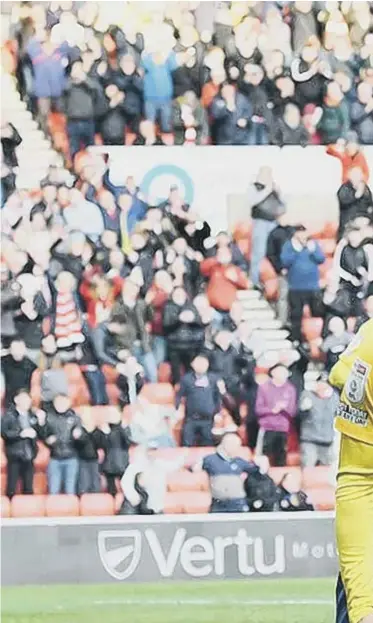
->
337, 166, 373, 238
1, 120, 22, 204
350, 81, 373, 145
129, 396, 176, 448
163, 287, 205, 384
291, 2, 318, 54
272, 103, 309, 146
2, 339, 37, 407
41, 393, 82, 495
98, 407, 132, 497
172, 90, 209, 145
141, 48, 179, 134
317, 81, 350, 144
321, 317, 354, 372
62, 60, 103, 159
201, 68, 226, 110
210, 83, 252, 145
238, 63, 272, 145
255, 363, 297, 467
290, 41, 328, 109
63, 188, 105, 242
146, 270, 173, 366
299, 373, 339, 468
26, 32, 69, 133
38, 335, 69, 409
248, 166, 285, 288
200, 246, 250, 315
1, 389, 43, 498
133, 120, 165, 146
356, 294, 373, 331
197, 432, 258, 513
176, 354, 223, 447
114, 54, 144, 133
74, 413, 102, 495
99, 85, 127, 146
266, 216, 296, 326
281, 226, 325, 343
326, 132, 370, 184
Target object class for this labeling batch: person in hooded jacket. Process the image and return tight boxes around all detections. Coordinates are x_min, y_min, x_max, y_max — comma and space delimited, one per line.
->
163, 287, 205, 384
41, 393, 82, 494
97, 407, 132, 496
1, 389, 43, 498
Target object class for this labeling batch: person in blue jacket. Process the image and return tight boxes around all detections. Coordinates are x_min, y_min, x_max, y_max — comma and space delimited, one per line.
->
210, 83, 253, 145
141, 49, 180, 133
280, 225, 325, 342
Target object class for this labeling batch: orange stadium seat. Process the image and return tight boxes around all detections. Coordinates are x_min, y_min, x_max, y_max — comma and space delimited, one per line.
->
107, 384, 120, 405
1, 496, 10, 518
184, 491, 211, 514
33, 472, 48, 495
318, 238, 336, 257
302, 466, 334, 489
167, 470, 209, 492
164, 492, 185, 514
286, 452, 300, 466
46, 494, 80, 517
140, 383, 175, 404
11, 495, 46, 517
269, 467, 301, 485
307, 487, 335, 511
34, 442, 50, 471
80, 493, 115, 516
302, 317, 323, 342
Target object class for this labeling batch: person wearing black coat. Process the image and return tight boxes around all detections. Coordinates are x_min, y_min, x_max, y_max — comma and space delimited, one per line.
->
40, 394, 82, 494
1, 276, 21, 348
1, 389, 42, 498
266, 220, 296, 326
99, 85, 127, 145
337, 168, 373, 238
74, 424, 102, 494
163, 287, 205, 384
98, 410, 132, 496
2, 339, 37, 407
1, 122, 22, 168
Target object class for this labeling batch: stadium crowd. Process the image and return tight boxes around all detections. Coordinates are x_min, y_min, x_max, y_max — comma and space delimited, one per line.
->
1, 1, 373, 515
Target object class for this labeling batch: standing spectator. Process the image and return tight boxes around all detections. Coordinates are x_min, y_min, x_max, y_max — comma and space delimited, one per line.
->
326, 133, 370, 184
350, 82, 373, 145
321, 317, 353, 372
130, 396, 176, 448
146, 270, 173, 366
133, 120, 165, 146
99, 85, 127, 146
38, 335, 69, 409
172, 91, 209, 145
26, 33, 69, 132
248, 166, 285, 288
200, 247, 250, 314
115, 54, 144, 133
1, 389, 41, 498
99, 407, 131, 497
238, 64, 272, 145
255, 364, 297, 467
62, 60, 102, 159
198, 432, 258, 513
281, 226, 325, 343
266, 216, 295, 326
299, 374, 339, 468
163, 287, 205, 384
272, 103, 309, 146
75, 415, 102, 495
317, 81, 350, 144
291, 2, 318, 54
141, 48, 179, 134
1, 121, 22, 171
210, 84, 252, 145
42, 393, 82, 495
337, 167, 373, 238
290, 43, 328, 109
2, 339, 37, 407
176, 354, 222, 447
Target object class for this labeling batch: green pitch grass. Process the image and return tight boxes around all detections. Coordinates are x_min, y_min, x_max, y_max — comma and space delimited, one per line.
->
2, 578, 334, 623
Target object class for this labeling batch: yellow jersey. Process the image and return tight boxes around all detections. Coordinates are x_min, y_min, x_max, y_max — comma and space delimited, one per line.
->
329, 318, 373, 446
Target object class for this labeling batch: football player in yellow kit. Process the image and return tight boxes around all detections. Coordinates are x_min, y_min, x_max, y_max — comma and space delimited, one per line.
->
329, 318, 373, 623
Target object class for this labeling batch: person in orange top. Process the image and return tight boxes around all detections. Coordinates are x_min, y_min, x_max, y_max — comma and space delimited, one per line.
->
201, 68, 226, 109
326, 132, 370, 184
200, 246, 250, 312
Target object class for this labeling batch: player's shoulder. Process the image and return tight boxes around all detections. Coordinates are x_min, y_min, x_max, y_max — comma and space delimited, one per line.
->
342, 319, 373, 362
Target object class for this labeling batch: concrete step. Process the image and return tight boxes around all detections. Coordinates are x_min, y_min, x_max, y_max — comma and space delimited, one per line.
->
236, 289, 260, 301
252, 329, 290, 341
240, 298, 269, 311
242, 308, 275, 321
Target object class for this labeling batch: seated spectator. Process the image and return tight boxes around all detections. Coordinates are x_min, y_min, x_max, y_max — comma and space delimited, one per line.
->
272, 103, 309, 146
198, 432, 258, 513
41, 393, 82, 495
1, 389, 43, 498
326, 132, 369, 183
176, 354, 223, 447
130, 396, 176, 448
163, 287, 205, 384
281, 226, 325, 343
248, 166, 285, 288
350, 81, 373, 145
255, 364, 297, 467
120, 443, 186, 515
321, 317, 353, 372
299, 373, 339, 468
244, 455, 278, 512
337, 167, 373, 239
318, 81, 350, 145
2, 339, 37, 407
200, 247, 250, 314
98, 407, 131, 497
172, 90, 209, 145
210, 83, 252, 145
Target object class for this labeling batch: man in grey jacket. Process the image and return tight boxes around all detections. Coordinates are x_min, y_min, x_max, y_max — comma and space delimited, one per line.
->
299, 373, 339, 468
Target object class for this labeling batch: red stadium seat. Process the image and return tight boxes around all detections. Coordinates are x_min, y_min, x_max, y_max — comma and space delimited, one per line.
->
102, 365, 118, 384
34, 442, 50, 471
11, 495, 46, 517
269, 467, 301, 486
164, 492, 185, 514
1, 496, 10, 518
80, 493, 115, 516
302, 466, 334, 490
140, 383, 175, 405
167, 470, 209, 492
183, 491, 211, 514
46, 494, 80, 517
307, 487, 335, 511
33, 472, 48, 495
107, 384, 120, 405
286, 452, 300, 466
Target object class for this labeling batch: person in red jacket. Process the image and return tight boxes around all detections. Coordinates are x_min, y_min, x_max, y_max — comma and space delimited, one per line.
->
145, 270, 174, 365
326, 132, 370, 184
200, 247, 250, 313
79, 273, 123, 329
